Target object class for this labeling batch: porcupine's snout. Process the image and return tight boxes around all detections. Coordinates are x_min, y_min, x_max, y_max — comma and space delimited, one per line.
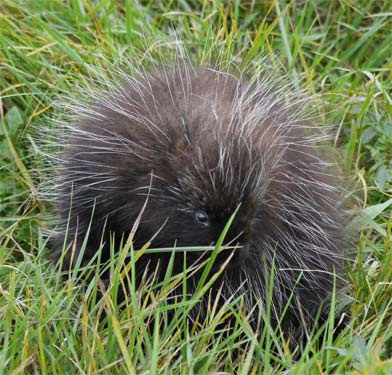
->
219, 214, 253, 265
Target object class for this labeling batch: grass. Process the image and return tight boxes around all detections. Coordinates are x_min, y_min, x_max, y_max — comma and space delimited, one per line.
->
1, 0, 392, 373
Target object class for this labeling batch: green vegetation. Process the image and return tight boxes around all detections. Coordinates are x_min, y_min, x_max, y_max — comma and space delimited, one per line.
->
1, 0, 391, 373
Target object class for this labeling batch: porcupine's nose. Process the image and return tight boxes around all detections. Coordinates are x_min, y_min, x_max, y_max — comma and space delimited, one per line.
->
225, 218, 250, 262
225, 241, 250, 265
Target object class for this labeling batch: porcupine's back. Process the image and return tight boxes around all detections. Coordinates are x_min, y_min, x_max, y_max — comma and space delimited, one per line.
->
50, 64, 345, 342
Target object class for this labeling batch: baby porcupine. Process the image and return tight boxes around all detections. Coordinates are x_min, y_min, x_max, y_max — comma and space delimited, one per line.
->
50, 63, 346, 343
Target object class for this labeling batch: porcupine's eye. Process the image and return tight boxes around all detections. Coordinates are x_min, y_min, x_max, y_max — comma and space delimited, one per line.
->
194, 210, 209, 226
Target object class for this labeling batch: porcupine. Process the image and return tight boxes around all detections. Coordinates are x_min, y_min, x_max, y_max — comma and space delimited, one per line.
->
48, 61, 346, 344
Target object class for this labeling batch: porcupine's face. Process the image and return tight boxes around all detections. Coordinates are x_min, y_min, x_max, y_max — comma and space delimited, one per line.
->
141, 169, 257, 264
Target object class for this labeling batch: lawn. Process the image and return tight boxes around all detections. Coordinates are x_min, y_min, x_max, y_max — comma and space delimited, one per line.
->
1, 0, 392, 373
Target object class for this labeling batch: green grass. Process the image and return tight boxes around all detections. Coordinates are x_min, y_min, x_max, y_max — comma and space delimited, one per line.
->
1, 0, 392, 373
